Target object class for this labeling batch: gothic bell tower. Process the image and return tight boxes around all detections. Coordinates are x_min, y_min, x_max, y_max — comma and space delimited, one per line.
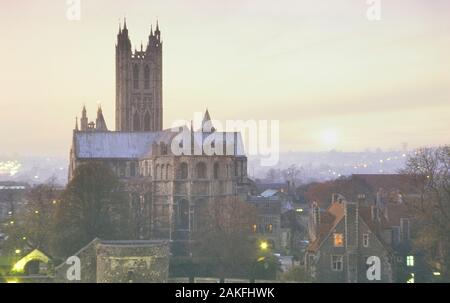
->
116, 19, 163, 132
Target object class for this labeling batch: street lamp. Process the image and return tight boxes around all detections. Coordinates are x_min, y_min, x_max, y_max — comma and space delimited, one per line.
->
260, 241, 269, 251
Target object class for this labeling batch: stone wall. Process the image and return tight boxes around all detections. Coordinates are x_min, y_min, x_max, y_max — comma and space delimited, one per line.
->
54, 239, 170, 283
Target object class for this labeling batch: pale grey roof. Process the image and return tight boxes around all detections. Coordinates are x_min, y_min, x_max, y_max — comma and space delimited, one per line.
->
260, 189, 280, 198
75, 131, 171, 159
74, 129, 246, 159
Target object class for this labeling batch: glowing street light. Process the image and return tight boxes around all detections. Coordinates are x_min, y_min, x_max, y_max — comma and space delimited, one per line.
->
260, 241, 269, 251
15, 249, 21, 254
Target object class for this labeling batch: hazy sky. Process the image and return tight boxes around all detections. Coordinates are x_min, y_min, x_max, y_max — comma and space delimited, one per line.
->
0, 0, 449, 156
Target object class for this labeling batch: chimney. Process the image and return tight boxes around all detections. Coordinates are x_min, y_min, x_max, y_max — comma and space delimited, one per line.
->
344, 201, 359, 249
344, 200, 359, 282
332, 193, 345, 204
357, 194, 366, 206
370, 205, 380, 222
312, 201, 320, 226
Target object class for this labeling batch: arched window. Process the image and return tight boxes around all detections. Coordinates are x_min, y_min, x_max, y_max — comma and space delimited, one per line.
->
130, 162, 136, 177
133, 111, 140, 131
144, 111, 151, 131
144, 65, 150, 89
214, 162, 219, 179
234, 161, 239, 177
145, 161, 149, 176
194, 199, 207, 231
155, 164, 160, 180
176, 199, 189, 230
166, 164, 171, 179
133, 64, 139, 89
196, 162, 207, 179
160, 164, 165, 180
178, 163, 188, 179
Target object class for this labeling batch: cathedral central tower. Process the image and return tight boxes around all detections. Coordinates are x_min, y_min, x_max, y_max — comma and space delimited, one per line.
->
116, 19, 163, 132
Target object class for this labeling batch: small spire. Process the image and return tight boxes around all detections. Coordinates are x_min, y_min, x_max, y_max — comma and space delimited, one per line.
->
75, 117, 79, 131
156, 19, 159, 31
150, 24, 153, 36
123, 17, 127, 30
141, 41, 143, 51
201, 108, 215, 132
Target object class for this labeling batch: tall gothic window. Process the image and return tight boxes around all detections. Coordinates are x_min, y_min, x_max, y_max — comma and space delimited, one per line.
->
133, 64, 139, 89
166, 164, 171, 179
130, 162, 137, 177
133, 111, 140, 131
178, 163, 188, 179
196, 162, 207, 179
176, 199, 190, 230
160, 164, 165, 180
144, 111, 151, 131
213, 162, 219, 179
144, 65, 150, 89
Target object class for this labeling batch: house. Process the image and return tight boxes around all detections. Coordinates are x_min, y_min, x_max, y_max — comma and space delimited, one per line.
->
305, 193, 422, 282
247, 189, 291, 252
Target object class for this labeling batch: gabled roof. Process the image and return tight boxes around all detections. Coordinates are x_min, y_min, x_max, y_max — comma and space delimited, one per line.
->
307, 202, 345, 252
307, 201, 395, 253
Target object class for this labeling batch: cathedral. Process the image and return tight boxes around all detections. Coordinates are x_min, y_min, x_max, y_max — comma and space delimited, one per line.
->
68, 20, 250, 252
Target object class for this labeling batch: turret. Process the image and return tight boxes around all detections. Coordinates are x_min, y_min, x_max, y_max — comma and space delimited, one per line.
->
147, 21, 162, 53
117, 17, 131, 53
201, 109, 215, 132
80, 105, 88, 131
95, 105, 108, 131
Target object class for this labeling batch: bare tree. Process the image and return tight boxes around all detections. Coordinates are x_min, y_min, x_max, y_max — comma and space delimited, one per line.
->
282, 164, 302, 186
403, 146, 450, 280
192, 196, 257, 279
2, 182, 59, 256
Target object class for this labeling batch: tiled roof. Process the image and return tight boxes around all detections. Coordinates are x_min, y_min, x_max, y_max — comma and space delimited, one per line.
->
352, 174, 418, 194
307, 202, 345, 252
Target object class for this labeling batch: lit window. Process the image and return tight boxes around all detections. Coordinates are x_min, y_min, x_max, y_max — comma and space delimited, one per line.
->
333, 233, 344, 247
407, 256, 415, 267
268, 224, 273, 233
252, 224, 257, 233
407, 273, 415, 283
363, 233, 369, 247
331, 255, 343, 271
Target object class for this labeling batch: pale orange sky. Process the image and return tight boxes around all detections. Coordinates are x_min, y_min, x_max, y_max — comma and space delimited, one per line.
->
0, 0, 449, 156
